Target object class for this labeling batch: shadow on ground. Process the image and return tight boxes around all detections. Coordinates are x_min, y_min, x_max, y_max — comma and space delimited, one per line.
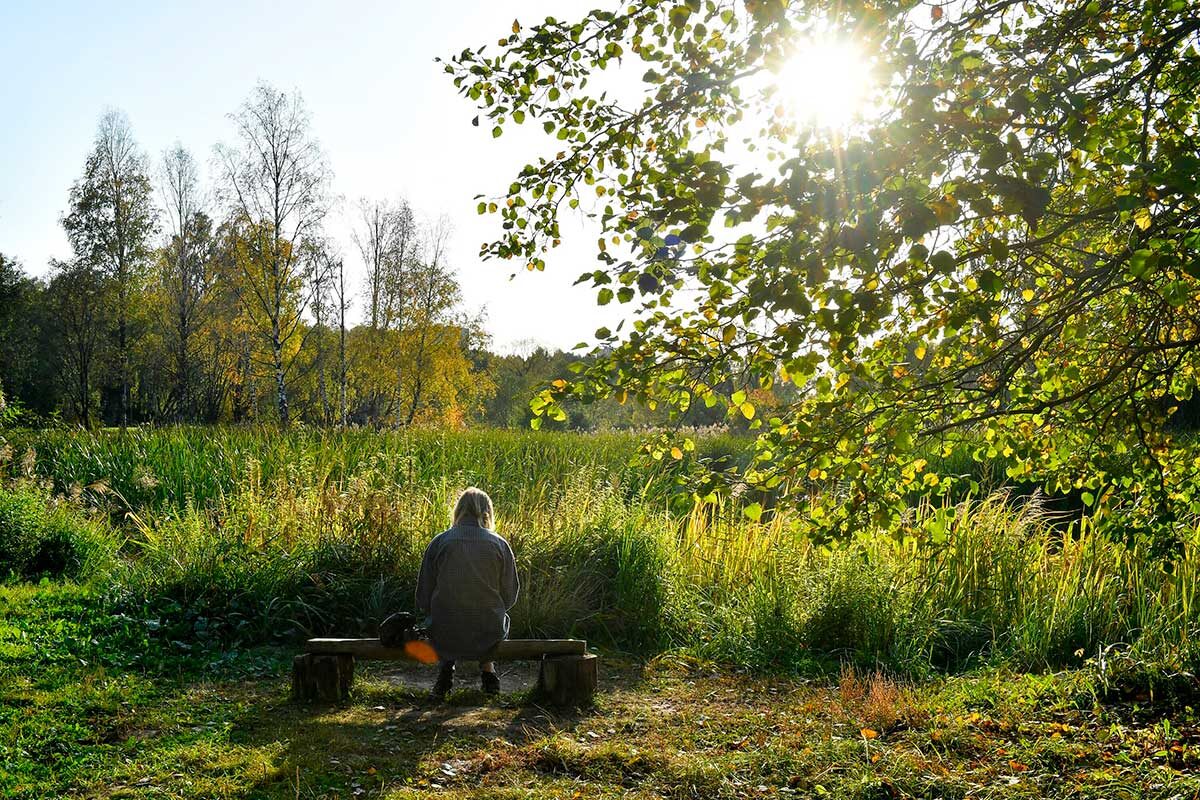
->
225, 655, 646, 797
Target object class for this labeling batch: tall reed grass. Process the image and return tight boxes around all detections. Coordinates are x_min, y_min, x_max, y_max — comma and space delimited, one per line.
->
1, 427, 1197, 679
1, 426, 678, 512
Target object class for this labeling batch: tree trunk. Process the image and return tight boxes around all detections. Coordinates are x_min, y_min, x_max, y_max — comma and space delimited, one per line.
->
338, 314, 347, 428
118, 303, 128, 429
78, 354, 90, 429
272, 319, 289, 425
406, 372, 422, 426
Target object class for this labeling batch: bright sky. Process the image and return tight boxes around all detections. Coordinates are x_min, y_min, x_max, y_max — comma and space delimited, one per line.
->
0, 0, 614, 353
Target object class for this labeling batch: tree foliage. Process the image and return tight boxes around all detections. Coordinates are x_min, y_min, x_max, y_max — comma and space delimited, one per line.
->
2, 82, 506, 431
62, 109, 157, 427
215, 83, 332, 425
450, 0, 1200, 542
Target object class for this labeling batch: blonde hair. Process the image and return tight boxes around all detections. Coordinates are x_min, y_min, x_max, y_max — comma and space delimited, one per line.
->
453, 487, 494, 529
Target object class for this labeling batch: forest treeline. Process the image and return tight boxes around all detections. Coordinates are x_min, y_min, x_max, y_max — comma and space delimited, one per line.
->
0, 82, 696, 431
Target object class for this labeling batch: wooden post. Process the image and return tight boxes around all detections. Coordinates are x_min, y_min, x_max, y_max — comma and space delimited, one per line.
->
292, 653, 355, 702
536, 653, 598, 706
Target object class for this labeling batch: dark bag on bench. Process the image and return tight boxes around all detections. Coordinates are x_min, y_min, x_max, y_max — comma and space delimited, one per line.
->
378, 611, 426, 647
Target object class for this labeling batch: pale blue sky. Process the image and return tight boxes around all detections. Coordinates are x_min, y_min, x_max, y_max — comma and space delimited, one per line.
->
0, 0, 611, 351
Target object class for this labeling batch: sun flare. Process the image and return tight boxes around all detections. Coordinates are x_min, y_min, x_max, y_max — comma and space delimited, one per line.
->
776, 39, 875, 129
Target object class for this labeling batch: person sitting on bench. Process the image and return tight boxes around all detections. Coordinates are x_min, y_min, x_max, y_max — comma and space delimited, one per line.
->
416, 486, 519, 698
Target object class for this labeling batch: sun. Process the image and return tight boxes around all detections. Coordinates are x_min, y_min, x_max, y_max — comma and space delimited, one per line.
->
775, 39, 875, 130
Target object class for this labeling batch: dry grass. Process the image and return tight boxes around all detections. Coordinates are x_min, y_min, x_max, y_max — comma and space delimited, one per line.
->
835, 664, 923, 733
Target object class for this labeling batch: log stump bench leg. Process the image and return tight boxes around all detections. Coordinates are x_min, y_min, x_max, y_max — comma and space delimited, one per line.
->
536, 653, 598, 706
292, 653, 355, 702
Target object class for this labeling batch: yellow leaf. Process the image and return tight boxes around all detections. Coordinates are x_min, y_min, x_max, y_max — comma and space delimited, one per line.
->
512, 19, 521, 34
1133, 207, 1152, 230
1022, 288, 1034, 301
861, 728, 878, 739
914, 343, 927, 360
740, 401, 755, 420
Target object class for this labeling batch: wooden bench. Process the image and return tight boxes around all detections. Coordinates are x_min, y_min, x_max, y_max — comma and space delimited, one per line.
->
293, 638, 598, 706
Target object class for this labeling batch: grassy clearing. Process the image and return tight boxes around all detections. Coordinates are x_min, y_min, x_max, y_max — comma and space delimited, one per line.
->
2, 427, 1200, 676
4, 428, 1200, 797
3, 584, 1199, 799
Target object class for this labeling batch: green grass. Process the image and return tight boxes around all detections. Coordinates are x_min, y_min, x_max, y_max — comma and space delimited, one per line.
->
0, 426, 682, 512
4, 427, 1200, 797
3, 584, 1200, 799
3, 426, 1200, 676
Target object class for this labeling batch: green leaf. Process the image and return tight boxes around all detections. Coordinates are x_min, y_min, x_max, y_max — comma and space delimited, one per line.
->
1128, 250, 1158, 279
930, 251, 955, 273
1162, 281, 1191, 307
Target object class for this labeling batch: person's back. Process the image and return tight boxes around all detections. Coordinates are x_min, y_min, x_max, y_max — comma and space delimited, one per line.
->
416, 522, 518, 660
416, 487, 519, 697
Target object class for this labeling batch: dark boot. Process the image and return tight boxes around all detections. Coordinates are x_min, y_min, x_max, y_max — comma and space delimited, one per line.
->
481, 670, 500, 695
431, 662, 454, 699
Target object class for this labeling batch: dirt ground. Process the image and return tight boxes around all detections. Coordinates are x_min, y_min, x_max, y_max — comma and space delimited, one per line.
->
378, 659, 544, 695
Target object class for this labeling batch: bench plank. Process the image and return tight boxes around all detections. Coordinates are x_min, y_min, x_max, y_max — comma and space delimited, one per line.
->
304, 637, 586, 661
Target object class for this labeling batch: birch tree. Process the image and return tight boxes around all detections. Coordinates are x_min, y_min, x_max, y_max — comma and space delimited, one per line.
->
403, 217, 461, 424
159, 144, 214, 421
332, 250, 350, 428
215, 83, 331, 425
352, 198, 417, 331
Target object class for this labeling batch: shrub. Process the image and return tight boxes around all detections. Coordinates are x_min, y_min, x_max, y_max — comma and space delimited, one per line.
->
0, 483, 116, 580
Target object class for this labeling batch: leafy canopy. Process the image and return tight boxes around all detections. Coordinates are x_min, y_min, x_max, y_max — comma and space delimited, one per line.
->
449, 0, 1200, 542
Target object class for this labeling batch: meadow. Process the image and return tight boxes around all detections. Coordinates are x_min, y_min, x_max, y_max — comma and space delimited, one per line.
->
4, 427, 1200, 799
3, 425, 1198, 678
